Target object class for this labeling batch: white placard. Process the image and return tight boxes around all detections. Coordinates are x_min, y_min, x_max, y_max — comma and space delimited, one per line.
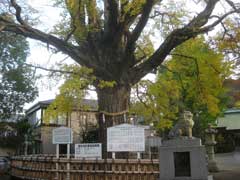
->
52, 127, 73, 144
107, 124, 145, 152
75, 143, 102, 159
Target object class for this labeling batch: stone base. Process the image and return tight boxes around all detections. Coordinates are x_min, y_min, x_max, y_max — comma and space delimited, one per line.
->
208, 160, 219, 172
208, 175, 213, 180
159, 138, 208, 180
160, 176, 212, 180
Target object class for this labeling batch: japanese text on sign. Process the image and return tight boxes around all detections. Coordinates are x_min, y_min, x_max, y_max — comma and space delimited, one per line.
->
75, 143, 102, 159
107, 124, 145, 152
52, 127, 73, 144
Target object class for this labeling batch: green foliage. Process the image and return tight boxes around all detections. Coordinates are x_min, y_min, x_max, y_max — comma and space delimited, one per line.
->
64, 0, 100, 42
122, 0, 146, 17
44, 65, 95, 124
131, 79, 180, 131
0, 32, 38, 119
153, 1, 190, 38
98, 80, 116, 89
131, 37, 233, 135
0, 117, 31, 148
216, 19, 240, 56
135, 35, 155, 60
215, 19, 240, 76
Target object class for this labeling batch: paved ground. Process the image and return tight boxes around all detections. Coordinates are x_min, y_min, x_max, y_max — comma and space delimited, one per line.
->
213, 150, 240, 180
0, 174, 10, 180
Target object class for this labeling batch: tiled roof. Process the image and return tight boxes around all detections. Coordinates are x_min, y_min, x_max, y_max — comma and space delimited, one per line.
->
26, 99, 98, 115
217, 109, 240, 130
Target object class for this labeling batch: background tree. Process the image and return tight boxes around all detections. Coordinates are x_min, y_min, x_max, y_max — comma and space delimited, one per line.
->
0, 31, 38, 120
0, 0, 239, 156
0, 117, 31, 154
131, 37, 233, 138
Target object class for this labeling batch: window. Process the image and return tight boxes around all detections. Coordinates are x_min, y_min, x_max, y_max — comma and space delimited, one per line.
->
42, 109, 67, 125
57, 114, 67, 125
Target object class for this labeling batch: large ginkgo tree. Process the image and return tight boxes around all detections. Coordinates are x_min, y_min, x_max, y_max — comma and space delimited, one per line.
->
0, 0, 239, 155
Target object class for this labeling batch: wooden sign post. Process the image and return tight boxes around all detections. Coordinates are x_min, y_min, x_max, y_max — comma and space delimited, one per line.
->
53, 127, 73, 180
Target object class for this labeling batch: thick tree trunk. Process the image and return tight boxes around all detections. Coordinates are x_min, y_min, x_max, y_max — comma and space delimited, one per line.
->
96, 85, 131, 158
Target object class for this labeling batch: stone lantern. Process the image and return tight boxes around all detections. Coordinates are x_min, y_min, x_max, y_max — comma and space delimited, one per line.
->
205, 124, 219, 172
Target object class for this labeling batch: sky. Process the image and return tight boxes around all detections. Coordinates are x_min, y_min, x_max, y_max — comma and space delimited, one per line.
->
24, 0, 74, 109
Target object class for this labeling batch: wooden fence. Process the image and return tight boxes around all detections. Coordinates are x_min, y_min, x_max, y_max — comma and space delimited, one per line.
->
11, 155, 160, 180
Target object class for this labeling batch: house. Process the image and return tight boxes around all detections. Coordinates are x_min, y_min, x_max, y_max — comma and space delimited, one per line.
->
216, 109, 240, 152
25, 99, 98, 154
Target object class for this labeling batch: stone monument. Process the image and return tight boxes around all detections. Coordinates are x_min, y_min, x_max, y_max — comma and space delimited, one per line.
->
168, 111, 194, 138
159, 111, 210, 180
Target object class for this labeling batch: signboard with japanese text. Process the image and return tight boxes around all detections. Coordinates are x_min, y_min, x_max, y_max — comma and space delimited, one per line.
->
52, 127, 73, 144
107, 124, 145, 152
75, 143, 102, 159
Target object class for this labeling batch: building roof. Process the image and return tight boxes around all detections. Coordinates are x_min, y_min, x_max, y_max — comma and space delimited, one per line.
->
217, 109, 240, 130
224, 109, 240, 114
25, 99, 98, 115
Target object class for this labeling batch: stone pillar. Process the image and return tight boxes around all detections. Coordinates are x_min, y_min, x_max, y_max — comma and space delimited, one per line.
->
205, 124, 219, 172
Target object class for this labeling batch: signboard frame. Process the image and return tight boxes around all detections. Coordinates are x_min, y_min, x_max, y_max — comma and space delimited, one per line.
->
75, 143, 102, 159
107, 123, 145, 152
52, 127, 73, 144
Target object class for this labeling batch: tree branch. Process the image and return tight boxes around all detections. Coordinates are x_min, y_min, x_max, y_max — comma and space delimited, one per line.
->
128, 0, 237, 85
225, 0, 240, 13
24, 63, 76, 75
199, 9, 238, 33
64, 25, 76, 42
0, 20, 88, 63
126, 0, 157, 52
104, 0, 119, 39
10, 0, 28, 26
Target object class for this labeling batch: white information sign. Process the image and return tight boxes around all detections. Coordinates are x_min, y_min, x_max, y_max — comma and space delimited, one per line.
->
75, 143, 102, 159
107, 124, 145, 152
52, 127, 73, 144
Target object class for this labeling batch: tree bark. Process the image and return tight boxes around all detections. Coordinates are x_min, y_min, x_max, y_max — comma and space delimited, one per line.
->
96, 85, 131, 158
